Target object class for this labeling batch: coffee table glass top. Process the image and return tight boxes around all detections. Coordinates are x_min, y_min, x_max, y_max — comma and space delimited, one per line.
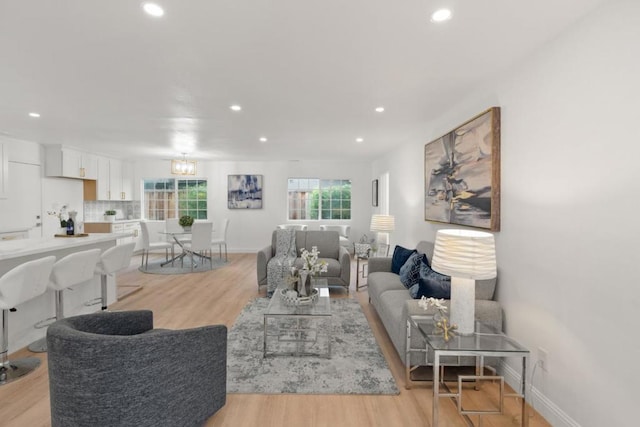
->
413, 318, 528, 353
267, 278, 331, 316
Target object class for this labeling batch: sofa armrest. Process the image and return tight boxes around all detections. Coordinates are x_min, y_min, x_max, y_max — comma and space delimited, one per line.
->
368, 257, 392, 274
256, 245, 273, 286
338, 246, 351, 286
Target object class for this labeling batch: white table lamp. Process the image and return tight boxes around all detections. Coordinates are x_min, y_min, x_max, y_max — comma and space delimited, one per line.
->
431, 229, 496, 335
370, 214, 395, 256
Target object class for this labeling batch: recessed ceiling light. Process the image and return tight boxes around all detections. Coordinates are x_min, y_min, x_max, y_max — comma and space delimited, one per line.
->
431, 8, 452, 22
356, 137, 364, 143
230, 105, 242, 112
142, 3, 164, 17
28, 112, 40, 118
375, 106, 385, 113
259, 137, 267, 142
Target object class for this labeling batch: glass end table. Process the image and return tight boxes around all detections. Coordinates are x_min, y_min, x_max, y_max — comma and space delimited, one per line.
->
407, 316, 530, 427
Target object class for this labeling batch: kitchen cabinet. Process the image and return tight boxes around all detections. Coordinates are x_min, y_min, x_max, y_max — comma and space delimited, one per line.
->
45, 145, 97, 180
84, 221, 141, 250
0, 142, 8, 199
96, 157, 132, 201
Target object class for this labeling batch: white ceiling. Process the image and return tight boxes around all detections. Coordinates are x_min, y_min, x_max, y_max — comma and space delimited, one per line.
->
0, 0, 606, 162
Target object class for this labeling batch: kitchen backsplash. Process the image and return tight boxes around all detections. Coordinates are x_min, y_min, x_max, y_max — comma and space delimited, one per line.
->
84, 200, 141, 221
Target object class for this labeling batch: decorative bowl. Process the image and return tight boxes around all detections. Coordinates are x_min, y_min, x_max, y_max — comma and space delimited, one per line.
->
280, 288, 319, 306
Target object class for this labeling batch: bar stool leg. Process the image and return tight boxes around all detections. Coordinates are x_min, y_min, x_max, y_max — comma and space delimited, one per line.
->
101, 274, 108, 310
1, 309, 41, 385
28, 290, 64, 353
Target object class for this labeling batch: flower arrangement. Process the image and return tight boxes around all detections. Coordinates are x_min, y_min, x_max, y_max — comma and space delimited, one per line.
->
47, 204, 68, 227
179, 215, 194, 227
300, 246, 328, 277
418, 296, 448, 317
419, 296, 457, 342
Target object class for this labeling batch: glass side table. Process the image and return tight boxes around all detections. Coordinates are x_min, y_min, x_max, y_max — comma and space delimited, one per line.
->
407, 316, 530, 427
263, 279, 332, 358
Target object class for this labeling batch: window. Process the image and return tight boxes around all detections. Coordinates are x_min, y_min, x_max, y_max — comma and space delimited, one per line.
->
143, 178, 207, 220
287, 178, 351, 220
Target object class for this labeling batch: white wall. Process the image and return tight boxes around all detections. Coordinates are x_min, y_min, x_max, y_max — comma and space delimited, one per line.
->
373, 2, 640, 426
133, 159, 372, 252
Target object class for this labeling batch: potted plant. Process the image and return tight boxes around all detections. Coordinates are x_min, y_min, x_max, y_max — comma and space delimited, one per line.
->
179, 215, 194, 231
104, 210, 117, 222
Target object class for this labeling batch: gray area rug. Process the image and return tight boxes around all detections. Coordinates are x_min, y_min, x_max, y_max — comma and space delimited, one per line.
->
227, 297, 399, 395
139, 257, 227, 274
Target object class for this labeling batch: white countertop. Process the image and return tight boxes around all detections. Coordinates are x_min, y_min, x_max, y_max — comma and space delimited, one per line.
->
0, 226, 32, 233
84, 219, 141, 224
0, 233, 124, 261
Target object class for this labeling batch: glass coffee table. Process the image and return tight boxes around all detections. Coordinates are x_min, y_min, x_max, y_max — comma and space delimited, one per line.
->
263, 278, 332, 358
407, 316, 530, 427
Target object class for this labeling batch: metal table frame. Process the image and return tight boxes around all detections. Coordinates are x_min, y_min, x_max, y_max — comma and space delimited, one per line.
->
406, 316, 530, 427
158, 231, 211, 268
356, 255, 368, 291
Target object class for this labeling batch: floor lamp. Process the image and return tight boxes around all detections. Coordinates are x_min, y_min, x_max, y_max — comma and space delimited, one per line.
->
431, 229, 496, 335
370, 214, 395, 256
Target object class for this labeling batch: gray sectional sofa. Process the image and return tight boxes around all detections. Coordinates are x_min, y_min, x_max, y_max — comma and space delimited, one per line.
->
257, 230, 351, 292
367, 241, 503, 365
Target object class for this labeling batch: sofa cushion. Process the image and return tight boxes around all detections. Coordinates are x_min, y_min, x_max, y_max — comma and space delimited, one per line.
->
413, 260, 451, 299
398, 252, 424, 288
367, 272, 405, 303
299, 230, 340, 259
391, 245, 415, 274
293, 257, 341, 278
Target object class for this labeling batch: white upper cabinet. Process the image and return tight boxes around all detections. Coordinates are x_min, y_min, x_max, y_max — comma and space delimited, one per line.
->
120, 161, 133, 201
45, 145, 97, 180
96, 156, 132, 201
97, 156, 111, 200
0, 142, 8, 199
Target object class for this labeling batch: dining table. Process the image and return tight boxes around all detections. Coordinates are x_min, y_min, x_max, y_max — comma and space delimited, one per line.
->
158, 230, 211, 268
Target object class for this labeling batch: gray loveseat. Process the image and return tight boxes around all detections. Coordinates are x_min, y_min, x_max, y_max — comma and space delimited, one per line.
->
257, 230, 351, 292
368, 241, 503, 365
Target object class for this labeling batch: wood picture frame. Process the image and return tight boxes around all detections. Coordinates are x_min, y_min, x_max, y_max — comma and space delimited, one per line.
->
372, 179, 378, 207
424, 107, 500, 231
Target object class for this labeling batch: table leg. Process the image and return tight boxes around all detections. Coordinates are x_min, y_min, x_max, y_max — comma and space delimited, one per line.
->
433, 351, 440, 426
522, 356, 529, 427
263, 315, 268, 357
405, 319, 411, 389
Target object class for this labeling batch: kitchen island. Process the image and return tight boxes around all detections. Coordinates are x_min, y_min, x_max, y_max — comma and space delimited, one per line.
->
0, 233, 127, 353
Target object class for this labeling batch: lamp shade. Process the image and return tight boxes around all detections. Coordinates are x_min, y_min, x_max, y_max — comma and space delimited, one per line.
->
370, 214, 395, 232
431, 229, 496, 280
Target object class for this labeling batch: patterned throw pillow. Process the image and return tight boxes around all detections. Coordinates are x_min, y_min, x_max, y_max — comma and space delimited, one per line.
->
399, 252, 424, 289
415, 260, 451, 299
391, 245, 416, 274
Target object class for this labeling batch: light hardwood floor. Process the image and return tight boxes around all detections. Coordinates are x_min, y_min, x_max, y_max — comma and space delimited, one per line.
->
0, 253, 551, 427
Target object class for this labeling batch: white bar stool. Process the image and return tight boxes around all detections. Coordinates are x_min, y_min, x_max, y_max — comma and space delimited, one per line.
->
0, 256, 56, 385
94, 242, 135, 310
29, 249, 101, 353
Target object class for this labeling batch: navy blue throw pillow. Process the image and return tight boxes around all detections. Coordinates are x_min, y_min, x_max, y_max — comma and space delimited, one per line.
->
399, 252, 424, 289
416, 260, 451, 299
391, 245, 416, 274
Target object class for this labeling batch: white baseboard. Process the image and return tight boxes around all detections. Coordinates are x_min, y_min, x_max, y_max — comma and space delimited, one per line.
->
500, 361, 581, 427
